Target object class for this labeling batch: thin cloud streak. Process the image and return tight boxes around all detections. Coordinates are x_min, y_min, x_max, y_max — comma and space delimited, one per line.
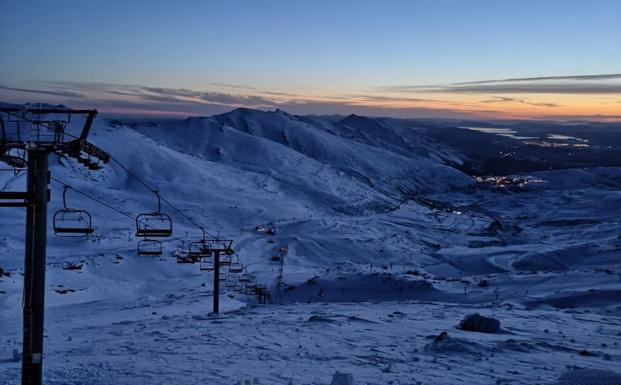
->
46, 81, 280, 108
542, 114, 621, 121
209, 82, 257, 90
456, 73, 621, 85
350, 94, 488, 109
0, 84, 83, 98
444, 84, 621, 94
380, 72, 621, 95
480, 96, 560, 108
381, 83, 621, 94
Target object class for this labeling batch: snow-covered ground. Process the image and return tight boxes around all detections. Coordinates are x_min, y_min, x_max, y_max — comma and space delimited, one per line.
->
1, 109, 620, 384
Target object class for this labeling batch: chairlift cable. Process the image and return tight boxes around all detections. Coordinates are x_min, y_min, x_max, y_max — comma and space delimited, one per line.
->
5, 108, 215, 238
110, 158, 154, 193
51, 177, 189, 243
109, 157, 215, 237
49, 176, 135, 221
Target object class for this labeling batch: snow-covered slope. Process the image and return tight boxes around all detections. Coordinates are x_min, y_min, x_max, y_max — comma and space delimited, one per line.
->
0, 109, 620, 384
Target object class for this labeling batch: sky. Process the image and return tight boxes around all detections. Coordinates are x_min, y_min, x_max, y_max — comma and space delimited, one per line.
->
1, 0, 620, 120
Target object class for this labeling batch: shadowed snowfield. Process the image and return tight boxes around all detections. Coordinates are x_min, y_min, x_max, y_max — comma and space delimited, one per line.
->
1, 109, 620, 384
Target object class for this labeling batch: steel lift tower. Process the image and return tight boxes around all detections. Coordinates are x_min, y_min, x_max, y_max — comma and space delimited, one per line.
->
0, 106, 109, 385
203, 239, 234, 314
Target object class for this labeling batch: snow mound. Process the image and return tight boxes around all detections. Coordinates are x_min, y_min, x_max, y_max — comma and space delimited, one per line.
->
424, 332, 485, 355
494, 339, 534, 353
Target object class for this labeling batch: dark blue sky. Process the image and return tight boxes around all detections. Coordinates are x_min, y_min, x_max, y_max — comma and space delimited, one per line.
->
1, 0, 620, 119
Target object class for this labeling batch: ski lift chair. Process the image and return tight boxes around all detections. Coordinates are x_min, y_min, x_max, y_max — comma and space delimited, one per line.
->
225, 276, 237, 288
74, 151, 102, 170
244, 283, 257, 295
176, 255, 194, 264
239, 272, 252, 282
53, 186, 95, 237
245, 282, 256, 290
137, 238, 163, 256
189, 240, 210, 259
135, 191, 173, 237
176, 254, 195, 264
219, 253, 232, 266
229, 261, 243, 274
174, 241, 192, 263
136, 212, 172, 237
199, 256, 214, 271
86, 159, 102, 170
187, 228, 213, 261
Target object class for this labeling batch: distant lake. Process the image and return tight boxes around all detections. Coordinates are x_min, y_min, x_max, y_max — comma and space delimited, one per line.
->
459, 126, 538, 140
548, 133, 589, 142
